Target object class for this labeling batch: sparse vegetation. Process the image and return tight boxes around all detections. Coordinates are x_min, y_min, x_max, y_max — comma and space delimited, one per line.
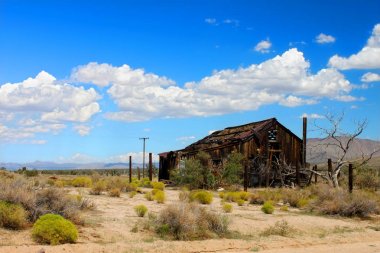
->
32, 214, 78, 245
129, 191, 137, 198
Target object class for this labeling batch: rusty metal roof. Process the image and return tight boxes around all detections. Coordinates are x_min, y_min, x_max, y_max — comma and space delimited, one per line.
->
159, 117, 301, 156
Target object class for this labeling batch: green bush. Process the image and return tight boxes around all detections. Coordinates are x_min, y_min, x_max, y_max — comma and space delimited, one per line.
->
0, 201, 28, 229
189, 190, 213, 204
154, 190, 166, 204
71, 177, 92, 187
32, 214, 78, 245
151, 182, 165, 191
171, 151, 215, 189
221, 152, 244, 186
261, 201, 274, 214
222, 203, 233, 213
134, 205, 148, 217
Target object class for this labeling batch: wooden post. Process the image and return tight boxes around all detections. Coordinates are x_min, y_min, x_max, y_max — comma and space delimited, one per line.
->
296, 162, 300, 186
314, 165, 318, 184
244, 164, 248, 192
348, 163, 353, 193
149, 153, 153, 181
328, 159, 332, 178
129, 156, 132, 183
138, 167, 141, 180
302, 117, 307, 167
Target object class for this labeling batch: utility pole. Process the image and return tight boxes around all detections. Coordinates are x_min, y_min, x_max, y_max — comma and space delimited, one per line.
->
139, 137, 149, 178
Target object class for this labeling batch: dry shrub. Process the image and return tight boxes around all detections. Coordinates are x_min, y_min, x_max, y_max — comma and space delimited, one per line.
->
249, 189, 282, 205
0, 201, 28, 229
106, 177, 126, 191
108, 188, 121, 197
155, 203, 229, 240
90, 180, 107, 195
281, 188, 312, 208
309, 184, 379, 217
0, 174, 92, 223
34, 188, 83, 223
178, 189, 190, 201
260, 220, 296, 237
0, 176, 36, 214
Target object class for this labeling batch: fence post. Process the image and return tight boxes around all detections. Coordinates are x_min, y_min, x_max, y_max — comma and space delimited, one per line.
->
314, 165, 318, 184
328, 159, 332, 178
149, 153, 153, 181
129, 156, 132, 183
348, 163, 353, 193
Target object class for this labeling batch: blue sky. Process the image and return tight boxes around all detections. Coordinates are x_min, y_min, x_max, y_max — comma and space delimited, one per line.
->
0, 0, 379, 164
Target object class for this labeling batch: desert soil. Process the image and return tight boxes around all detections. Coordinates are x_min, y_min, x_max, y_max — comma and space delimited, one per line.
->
1, 188, 379, 253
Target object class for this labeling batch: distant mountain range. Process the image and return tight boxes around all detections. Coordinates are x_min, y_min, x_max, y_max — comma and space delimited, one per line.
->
306, 137, 380, 164
1, 137, 379, 170
0, 161, 159, 171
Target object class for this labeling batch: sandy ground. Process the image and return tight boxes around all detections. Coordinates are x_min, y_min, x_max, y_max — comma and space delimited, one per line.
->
1, 188, 379, 253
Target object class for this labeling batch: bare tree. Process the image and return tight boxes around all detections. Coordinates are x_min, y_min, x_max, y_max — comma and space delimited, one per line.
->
309, 112, 379, 187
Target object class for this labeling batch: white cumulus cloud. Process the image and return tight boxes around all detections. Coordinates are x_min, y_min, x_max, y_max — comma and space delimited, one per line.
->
329, 24, 380, 69
316, 33, 336, 44
71, 49, 357, 122
254, 39, 272, 53
361, 72, 380, 82
0, 71, 100, 142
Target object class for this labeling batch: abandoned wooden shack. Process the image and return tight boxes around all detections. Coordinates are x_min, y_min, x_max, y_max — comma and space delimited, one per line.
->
159, 117, 307, 187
